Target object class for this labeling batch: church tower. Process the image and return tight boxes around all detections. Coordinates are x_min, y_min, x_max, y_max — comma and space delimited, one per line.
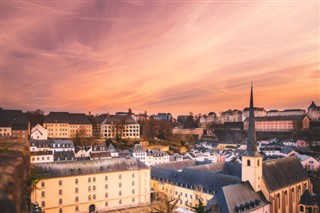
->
242, 83, 263, 192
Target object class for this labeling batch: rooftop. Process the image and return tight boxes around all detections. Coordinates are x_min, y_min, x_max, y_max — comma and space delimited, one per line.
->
33, 157, 148, 178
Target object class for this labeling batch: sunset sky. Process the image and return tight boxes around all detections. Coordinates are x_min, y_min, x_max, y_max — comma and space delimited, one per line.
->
1, 1, 319, 116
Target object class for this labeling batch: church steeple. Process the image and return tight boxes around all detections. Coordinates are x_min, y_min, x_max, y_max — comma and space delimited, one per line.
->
242, 82, 262, 192
247, 82, 257, 155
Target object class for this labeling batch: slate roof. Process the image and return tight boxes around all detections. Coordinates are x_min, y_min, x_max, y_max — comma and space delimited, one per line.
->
107, 143, 117, 152
186, 162, 242, 179
31, 151, 53, 156
283, 109, 305, 112
151, 167, 240, 195
54, 151, 75, 161
299, 189, 316, 206
152, 160, 199, 170
308, 101, 319, 109
30, 139, 74, 148
280, 146, 294, 154
90, 152, 111, 159
206, 181, 269, 213
44, 112, 69, 123
0, 109, 29, 130
44, 112, 91, 124
33, 157, 149, 178
69, 113, 91, 124
262, 156, 309, 192
243, 107, 265, 111
101, 115, 136, 125
133, 144, 145, 153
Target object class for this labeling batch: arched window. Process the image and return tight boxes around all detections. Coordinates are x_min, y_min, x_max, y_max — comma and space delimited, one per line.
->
247, 159, 251, 166
88, 195, 91, 200
59, 189, 62, 195
75, 196, 79, 202
41, 201, 45, 207
75, 187, 78, 193
41, 191, 45, 197
59, 180, 62, 186
105, 201, 108, 207
257, 159, 260, 166
300, 206, 304, 212
75, 178, 78, 184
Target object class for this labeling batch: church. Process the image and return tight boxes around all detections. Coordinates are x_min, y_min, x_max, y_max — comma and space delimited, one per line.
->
206, 85, 319, 213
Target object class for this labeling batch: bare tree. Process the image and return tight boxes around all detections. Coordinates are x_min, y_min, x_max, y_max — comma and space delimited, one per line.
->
152, 191, 180, 213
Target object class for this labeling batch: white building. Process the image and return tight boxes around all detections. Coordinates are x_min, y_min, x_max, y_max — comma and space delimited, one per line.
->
145, 150, 170, 166
30, 151, 54, 163
132, 144, 147, 164
30, 124, 48, 140
30, 139, 75, 153
242, 107, 266, 121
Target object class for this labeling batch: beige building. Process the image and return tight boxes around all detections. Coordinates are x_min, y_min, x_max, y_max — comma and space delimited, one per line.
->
101, 115, 140, 139
267, 109, 306, 117
44, 112, 92, 138
244, 115, 310, 132
220, 109, 242, 123
308, 101, 320, 121
242, 107, 266, 121
31, 158, 150, 213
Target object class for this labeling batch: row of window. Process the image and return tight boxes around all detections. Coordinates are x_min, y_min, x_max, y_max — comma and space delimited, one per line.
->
41, 173, 137, 188
41, 197, 136, 208
32, 156, 51, 161
104, 133, 139, 137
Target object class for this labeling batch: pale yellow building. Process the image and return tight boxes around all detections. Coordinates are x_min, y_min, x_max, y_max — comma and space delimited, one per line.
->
44, 112, 92, 138
101, 115, 140, 139
31, 158, 150, 213
150, 160, 241, 211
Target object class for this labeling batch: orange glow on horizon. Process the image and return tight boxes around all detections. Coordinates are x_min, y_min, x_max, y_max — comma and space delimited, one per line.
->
1, 1, 319, 116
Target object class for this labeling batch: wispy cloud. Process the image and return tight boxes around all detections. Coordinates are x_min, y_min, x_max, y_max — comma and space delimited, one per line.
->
1, 1, 319, 115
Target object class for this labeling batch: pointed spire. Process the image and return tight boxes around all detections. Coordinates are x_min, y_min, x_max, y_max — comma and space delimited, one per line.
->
247, 82, 257, 155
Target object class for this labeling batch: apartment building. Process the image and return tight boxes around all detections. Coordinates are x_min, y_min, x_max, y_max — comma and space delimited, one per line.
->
267, 109, 306, 117
101, 115, 140, 139
44, 112, 92, 138
243, 115, 310, 132
220, 109, 242, 123
31, 158, 150, 213
0, 108, 29, 139
242, 107, 266, 121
